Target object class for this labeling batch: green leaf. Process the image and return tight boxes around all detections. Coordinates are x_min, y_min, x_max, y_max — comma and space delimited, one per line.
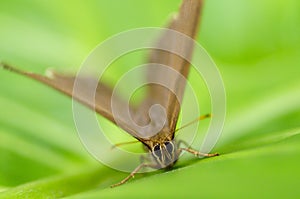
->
0, 0, 299, 198
64, 128, 300, 199
0, 166, 119, 199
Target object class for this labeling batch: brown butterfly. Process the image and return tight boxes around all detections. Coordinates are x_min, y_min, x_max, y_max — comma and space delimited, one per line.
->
1, 0, 218, 187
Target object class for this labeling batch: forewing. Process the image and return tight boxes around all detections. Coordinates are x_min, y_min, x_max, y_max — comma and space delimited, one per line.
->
1, 0, 203, 141
136, 0, 203, 135
0, 63, 140, 138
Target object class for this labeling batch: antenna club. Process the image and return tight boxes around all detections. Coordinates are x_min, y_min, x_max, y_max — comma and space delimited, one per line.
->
199, 113, 212, 120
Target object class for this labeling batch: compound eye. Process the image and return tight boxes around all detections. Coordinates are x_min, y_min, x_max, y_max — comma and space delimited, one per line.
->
164, 141, 174, 154
153, 144, 162, 158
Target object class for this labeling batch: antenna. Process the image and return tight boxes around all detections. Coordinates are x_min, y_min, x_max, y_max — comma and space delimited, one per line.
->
175, 113, 211, 133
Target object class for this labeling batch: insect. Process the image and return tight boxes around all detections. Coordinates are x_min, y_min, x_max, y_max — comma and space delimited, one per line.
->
1, 0, 219, 187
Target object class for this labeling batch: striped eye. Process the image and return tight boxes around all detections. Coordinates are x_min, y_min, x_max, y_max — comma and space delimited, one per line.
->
164, 141, 174, 155
153, 144, 162, 158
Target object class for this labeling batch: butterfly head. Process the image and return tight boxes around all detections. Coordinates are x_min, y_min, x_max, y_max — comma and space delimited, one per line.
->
151, 140, 178, 168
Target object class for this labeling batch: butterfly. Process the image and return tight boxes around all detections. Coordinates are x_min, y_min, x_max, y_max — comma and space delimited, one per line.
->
1, 0, 219, 187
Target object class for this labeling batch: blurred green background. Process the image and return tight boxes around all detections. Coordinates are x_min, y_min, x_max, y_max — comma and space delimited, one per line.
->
0, 0, 300, 198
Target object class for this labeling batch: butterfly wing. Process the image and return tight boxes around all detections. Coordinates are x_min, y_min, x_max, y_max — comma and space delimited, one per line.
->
135, 0, 203, 137
1, 0, 203, 141
0, 63, 141, 138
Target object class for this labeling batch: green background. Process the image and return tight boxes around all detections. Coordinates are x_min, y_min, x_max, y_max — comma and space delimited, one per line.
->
0, 0, 300, 198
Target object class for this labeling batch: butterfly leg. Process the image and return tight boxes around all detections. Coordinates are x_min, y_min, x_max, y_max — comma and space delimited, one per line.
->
177, 140, 219, 157
111, 163, 157, 188
110, 140, 140, 150
179, 148, 219, 157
